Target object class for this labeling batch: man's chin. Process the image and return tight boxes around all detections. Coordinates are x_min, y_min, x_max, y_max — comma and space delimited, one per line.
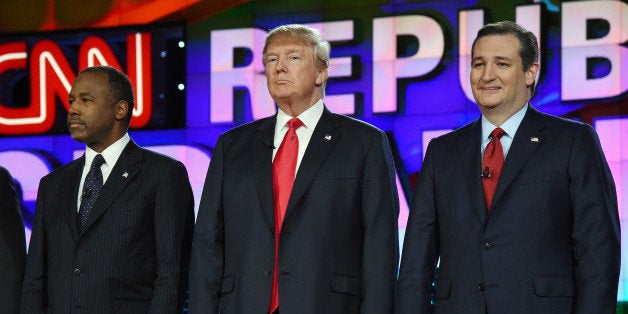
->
478, 102, 501, 110
69, 133, 87, 143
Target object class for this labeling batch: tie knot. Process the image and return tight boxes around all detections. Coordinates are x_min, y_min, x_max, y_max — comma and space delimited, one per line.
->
491, 128, 505, 139
91, 154, 105, 170
287, 118, 303, 130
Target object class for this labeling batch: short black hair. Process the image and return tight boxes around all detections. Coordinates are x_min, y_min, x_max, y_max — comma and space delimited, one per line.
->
472, 21, 539, 95
78, 65, 135, 125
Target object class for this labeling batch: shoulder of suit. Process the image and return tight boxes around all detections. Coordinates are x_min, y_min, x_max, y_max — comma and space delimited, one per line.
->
39, 157, 83, 185
536, 110, 587, 129
220, 117, 271, 139
0, 166, 12, 188
330, 113, 385, 134
0, 166, 10, 178
138, 147, 186, 167
427, 119, 477, 145
526, 108, 595, 139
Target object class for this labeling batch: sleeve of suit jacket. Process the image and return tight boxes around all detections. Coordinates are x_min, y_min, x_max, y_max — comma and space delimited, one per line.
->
0, 167, 25, 314
20, 175, 50, 314
148, 160, 195, 313
188, 136, 226, 313
395, 139, 439, 314
360, 130, 400, 314
569, 124, 620, 314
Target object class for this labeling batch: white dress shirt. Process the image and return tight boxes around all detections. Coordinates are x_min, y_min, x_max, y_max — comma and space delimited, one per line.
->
76, 133, 130, 212
272, 99, 324, 174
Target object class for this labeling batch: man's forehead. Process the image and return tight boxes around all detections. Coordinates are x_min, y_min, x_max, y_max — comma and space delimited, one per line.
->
473, 35, 520, 57
266, 38, 310, 51
70, 74, 111, 97
475, 33, 519, 47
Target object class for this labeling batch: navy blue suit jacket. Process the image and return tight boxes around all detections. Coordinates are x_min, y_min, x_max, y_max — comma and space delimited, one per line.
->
396, 106, 620, 314
0, 166, 25, 314
21, 140, 195, 314
188, 108, 399, 314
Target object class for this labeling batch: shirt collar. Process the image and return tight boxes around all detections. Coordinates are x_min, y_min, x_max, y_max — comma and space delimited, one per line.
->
84, 133, 130, 168
275, 99, 324, 133
481, 103, 528, 140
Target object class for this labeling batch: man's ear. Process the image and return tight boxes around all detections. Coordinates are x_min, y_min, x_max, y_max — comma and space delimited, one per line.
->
315, 68, 328, 86
526, 62, 539, 86
114, 100, 129, 121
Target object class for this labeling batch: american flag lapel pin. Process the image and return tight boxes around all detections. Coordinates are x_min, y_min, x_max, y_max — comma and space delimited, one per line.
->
122, 172, 129, 178
324, 134, 332, 141
530, 137, 539, 142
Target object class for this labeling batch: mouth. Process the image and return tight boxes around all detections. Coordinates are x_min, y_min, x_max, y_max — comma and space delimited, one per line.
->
67, 120, 85, 129
480, 86, 501, 92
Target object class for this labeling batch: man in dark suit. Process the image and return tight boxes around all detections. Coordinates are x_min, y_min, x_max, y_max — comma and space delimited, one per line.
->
0, 166, 25, 314
188, 24, 399, 314
21, 65, 195, 313
396, 21, 620, 314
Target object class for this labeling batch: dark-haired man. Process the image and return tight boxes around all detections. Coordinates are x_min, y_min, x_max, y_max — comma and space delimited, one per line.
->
396, 21, 620, 314
21, 65, 195, 313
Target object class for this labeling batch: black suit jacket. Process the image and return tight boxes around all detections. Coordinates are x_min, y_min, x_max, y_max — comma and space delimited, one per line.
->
21, 140, 195, 314
0, 166, 26, 314
396, 106, 620, 314
188, 108, 399, 314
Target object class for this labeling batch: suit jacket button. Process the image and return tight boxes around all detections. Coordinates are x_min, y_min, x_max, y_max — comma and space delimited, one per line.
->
483, 242, 493, 250
477, 283, 485, 291
74, 268, 81, 276
265, 269, 272, 276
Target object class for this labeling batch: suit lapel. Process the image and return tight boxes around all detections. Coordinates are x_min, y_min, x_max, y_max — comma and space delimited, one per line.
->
490, 106, 546, 212
62, 159, 85, 241
252, 117, 277, 230
457, 119, 487, 224
283, 108, 341, 228
80, 140, 143, 234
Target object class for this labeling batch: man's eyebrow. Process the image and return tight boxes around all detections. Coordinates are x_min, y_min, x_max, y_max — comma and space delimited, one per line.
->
493, 56, 512, 61
472, 56, 513, 62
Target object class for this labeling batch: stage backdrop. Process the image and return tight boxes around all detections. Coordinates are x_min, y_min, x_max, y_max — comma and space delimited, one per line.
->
0, 0, 626, 306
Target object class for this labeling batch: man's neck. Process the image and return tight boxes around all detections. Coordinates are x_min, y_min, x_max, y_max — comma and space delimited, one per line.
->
481, 103, 527, 127
276, 95, 322, 117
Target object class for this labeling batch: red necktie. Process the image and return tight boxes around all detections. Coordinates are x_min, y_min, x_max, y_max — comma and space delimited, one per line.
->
482, 127, 505, 210
270, 117, 303, 312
